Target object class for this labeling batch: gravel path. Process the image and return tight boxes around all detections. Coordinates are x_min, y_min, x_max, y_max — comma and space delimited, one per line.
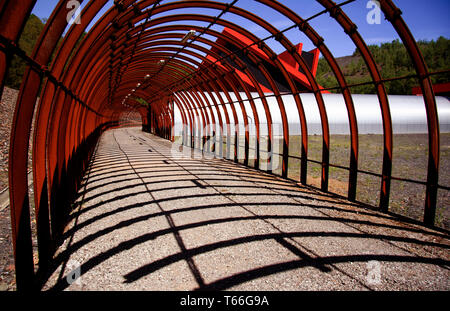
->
42, 127, 450, 291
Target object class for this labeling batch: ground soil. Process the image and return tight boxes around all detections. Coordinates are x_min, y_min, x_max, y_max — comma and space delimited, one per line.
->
0, 204, 15, 290
0, 87, 17, 192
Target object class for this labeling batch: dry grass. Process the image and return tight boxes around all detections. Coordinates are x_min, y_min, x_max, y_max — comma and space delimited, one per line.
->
179, 133, 449, 230
285, 134, 449, 230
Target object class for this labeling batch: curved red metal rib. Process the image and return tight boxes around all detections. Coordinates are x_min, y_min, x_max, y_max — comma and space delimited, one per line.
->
0, 0, 441, 290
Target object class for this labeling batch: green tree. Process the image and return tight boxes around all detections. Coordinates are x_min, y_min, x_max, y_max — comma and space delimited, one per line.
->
5, 14, 45, 89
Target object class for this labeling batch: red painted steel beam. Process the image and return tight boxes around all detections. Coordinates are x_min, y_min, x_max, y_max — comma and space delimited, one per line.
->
0, 0, 36, 99
127, 30, 266, 163
32, 1, 108, 274
105, 28, 259, 162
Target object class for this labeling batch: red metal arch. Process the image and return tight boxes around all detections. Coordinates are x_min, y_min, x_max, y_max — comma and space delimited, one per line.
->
0, 0, 443, 290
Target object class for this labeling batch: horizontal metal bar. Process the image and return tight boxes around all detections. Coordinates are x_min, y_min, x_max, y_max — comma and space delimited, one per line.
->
182, 140, 450, 191
0, 33, 106, 117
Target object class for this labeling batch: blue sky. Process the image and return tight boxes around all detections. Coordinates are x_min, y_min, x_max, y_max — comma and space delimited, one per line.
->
31, 0, 449, 57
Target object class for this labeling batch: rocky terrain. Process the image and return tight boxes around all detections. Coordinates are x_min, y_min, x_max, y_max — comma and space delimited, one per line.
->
0, 87, 18, 192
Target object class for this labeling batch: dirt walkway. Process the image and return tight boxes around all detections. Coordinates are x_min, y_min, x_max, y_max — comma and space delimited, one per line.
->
42, 127, 449, 290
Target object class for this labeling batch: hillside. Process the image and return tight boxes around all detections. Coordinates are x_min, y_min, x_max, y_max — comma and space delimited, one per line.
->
4, 14, 45, 89
316, 37, 450, 94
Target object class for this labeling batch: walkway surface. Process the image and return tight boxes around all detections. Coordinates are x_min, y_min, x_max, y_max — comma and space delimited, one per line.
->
43, 127, 449, 291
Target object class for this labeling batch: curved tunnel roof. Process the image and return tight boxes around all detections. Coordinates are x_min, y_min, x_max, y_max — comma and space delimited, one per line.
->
0, 0, 448, 290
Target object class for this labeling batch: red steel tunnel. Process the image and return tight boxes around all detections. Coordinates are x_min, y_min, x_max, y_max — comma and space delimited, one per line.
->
0, 0, 446, 290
